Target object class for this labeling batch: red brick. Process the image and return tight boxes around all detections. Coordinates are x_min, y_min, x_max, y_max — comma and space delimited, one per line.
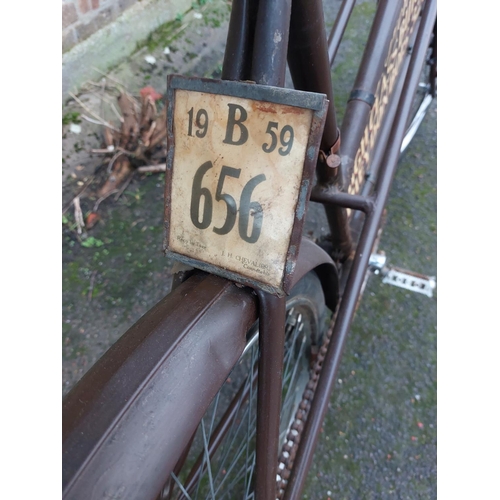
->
78, 0, 90, 14
62, 3, 78, 29
91, 0, 99, 9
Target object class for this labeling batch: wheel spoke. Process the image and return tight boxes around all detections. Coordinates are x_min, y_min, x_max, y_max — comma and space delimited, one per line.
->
201, 419, 216, 499
170, 472, 193, 500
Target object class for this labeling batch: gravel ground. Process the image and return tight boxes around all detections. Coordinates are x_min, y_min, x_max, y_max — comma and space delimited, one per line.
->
62, 0, 436, 497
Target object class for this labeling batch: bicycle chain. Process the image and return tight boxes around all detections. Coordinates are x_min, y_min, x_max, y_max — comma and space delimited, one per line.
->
276, 308, 338, 499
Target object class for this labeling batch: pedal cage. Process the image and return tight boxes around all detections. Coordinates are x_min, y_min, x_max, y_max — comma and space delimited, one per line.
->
369, 253, 436, 298
381, 267, 436, 298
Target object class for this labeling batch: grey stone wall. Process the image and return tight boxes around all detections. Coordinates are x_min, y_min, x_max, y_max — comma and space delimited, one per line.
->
62, 0, 191, 100
63, 0, 139, 53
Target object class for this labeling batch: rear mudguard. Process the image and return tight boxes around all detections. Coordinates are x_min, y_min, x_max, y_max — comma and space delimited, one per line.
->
62, 238, 337, 499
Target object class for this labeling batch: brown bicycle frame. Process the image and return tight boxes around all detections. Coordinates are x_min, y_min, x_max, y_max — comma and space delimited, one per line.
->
62, 0, 437, 498
222, 0, 436, 497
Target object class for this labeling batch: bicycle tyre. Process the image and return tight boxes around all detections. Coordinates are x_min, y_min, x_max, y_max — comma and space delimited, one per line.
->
160, 271, 329, 500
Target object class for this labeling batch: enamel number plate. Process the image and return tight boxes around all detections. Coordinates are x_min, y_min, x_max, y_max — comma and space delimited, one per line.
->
164, 76, 328, 296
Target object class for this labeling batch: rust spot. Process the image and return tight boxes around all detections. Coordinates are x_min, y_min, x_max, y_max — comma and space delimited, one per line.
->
252, 102, 278, 114
281, 106, 304, 115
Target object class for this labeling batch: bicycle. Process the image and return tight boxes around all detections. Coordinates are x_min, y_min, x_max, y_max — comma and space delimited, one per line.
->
62, 0, 437, 498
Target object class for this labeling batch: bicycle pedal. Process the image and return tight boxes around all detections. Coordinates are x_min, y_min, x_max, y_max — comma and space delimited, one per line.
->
382, 267, 436, 298
369, 253, 436, 298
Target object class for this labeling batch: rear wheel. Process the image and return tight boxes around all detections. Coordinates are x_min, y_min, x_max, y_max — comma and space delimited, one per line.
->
160, 272, 329, 500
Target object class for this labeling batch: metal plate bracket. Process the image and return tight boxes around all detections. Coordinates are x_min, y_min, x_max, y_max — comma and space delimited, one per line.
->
164, 75, 329, 296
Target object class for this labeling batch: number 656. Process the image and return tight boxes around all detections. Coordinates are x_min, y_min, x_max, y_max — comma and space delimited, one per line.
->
190, 161, 266, 244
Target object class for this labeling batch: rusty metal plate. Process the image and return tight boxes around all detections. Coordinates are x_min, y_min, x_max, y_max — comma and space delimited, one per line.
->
164, 76, 328, 296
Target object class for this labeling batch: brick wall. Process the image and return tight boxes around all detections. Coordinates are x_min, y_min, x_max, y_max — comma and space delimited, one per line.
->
62, 0, 138, 53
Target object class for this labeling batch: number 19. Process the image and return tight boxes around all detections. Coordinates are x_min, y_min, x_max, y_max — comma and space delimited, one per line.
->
187, 107, 209, 138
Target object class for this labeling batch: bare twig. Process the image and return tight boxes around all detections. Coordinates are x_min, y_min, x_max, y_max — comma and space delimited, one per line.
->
116, 146, 133, 155
88, 89, 125, 123
137, 164, 166, 173
68, 92, 120, 132
91, 147, 132, 157
100, 78, 105, 118
82, 80, 122, 95
81, 114, 106, 126
104, 127, 115, 148
111, 103, 124, 123
143, 121, 157, 147
91, 67, 126, 88
73, 197, 85, 235
114, 171, 136, 201
93, 189, 119, 212
107, 151, 125, 174
62, 176, 95, 215
91, 148, 114, 154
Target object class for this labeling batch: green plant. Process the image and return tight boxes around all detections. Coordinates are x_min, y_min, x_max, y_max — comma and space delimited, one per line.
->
62, 112, 81, 125
81, 237, 104, 248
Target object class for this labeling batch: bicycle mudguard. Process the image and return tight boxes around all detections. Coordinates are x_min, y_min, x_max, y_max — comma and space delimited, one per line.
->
62, 273, 258, 500
291, 237, 339, 312
62, 238, 337, 500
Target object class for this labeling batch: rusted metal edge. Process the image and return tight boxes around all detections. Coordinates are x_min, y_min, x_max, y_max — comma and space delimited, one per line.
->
167, 75, 327, 111
163, 250, 285, 296
282, 100, 329, 294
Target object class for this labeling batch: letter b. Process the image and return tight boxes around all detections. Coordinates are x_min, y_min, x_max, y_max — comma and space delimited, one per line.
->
223, 104, 248, 146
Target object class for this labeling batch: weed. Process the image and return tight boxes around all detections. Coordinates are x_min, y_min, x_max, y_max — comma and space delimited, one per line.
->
63, 112, 81, 125
81, 236, 105, 248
